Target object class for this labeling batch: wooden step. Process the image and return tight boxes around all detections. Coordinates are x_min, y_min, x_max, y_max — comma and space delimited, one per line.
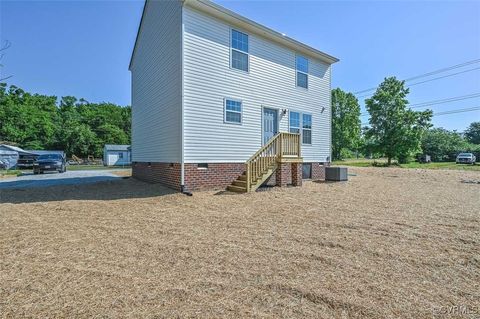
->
238, 175, 247, 181
227, 185, 247, 193
232, 179, 247, 187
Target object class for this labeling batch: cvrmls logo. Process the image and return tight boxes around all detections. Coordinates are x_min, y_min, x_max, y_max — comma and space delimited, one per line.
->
434, 305, 479, 315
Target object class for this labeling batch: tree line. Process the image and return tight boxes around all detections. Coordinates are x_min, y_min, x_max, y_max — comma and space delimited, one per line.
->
1, 81, 478, 163
332, 77, 480, 163
0, 83, 131, 158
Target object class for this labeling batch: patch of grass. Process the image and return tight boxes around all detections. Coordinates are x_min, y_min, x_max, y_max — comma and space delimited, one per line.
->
333, 159, 480, 171
0, 170, 22, 177
67, 165, 131, 171
401, 161, 480, 171
333, 159, 388, 167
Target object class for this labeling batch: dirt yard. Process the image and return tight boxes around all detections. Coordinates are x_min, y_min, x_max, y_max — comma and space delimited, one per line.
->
1, 168, 479, 318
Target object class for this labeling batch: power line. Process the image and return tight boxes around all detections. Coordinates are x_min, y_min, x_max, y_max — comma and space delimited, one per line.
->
360, 93, 480, 116
434, 106, 480, 116
356, 66, 480, 99
353, 58, 480, 95
405, 67, 480, 89
361, 106, 480, 125
409, 93, 480, 108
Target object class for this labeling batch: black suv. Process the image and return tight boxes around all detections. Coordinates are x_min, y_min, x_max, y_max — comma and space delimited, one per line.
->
33, 154, 66, 174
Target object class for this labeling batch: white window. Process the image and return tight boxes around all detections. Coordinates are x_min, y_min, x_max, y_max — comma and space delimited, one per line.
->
296, 55, 308, 89
302, 113, 312, 144
289, 111, 312, 145
231, 29, 249, 72
225, 99, 242, 124
289, 111, 300, 134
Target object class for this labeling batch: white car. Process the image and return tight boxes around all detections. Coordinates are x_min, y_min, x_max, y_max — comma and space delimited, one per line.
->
456, 153, 476, 164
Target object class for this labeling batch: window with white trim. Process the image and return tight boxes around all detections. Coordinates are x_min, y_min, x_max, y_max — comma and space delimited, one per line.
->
289, 111, 312, 145
225, 99, 242, 124
296, 55, 308, 89
302, 113, 312, 144
289, 111, 300, 134
231, 29, 249, 72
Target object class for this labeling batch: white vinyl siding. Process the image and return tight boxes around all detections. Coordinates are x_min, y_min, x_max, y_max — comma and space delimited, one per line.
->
183, 6, 331, 163
130, 0, 182, 162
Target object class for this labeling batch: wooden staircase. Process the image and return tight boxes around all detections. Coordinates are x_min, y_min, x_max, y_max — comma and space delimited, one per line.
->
227, 132, 301, 193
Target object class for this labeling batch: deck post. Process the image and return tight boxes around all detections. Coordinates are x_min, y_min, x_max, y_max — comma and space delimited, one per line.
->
246, 162, 251, 192
297, 134, 301, 157
279, 133, 283, 159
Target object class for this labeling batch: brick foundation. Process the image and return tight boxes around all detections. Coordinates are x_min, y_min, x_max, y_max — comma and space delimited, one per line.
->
275, 162, 291, 187
132, 162, 182, 190
275, 162, 302, 187
132, 161, 329, 191
184, 163, 245, 191
311, 162, 330, 181
132, 162, 245, 191
292, 162, 302, 186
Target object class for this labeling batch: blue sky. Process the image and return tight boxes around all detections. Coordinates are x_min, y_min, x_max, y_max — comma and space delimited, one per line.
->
1, 0, 479, 131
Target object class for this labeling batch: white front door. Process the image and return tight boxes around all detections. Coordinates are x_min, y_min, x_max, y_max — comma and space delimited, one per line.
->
263, 108, 278, 145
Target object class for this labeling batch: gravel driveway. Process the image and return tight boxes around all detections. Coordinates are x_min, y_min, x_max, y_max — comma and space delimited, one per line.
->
0, 170, 123, 189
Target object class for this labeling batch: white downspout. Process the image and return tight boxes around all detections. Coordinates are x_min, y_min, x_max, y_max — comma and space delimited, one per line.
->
180, 2, 188, 194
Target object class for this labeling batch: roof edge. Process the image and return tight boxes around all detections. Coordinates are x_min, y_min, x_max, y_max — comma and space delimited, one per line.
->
129, 0, 149, 71
129, 0, 339, 71
184, 0, 339, 64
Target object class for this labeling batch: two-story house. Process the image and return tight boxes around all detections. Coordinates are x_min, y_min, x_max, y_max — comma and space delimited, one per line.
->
129, 0, 338, 192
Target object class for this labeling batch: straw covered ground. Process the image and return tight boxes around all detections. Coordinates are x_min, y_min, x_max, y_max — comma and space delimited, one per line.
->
1, 167, 479, 318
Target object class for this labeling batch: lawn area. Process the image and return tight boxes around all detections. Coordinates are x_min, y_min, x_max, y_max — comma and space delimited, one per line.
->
1, 167, 479, 318
0, 169, 22, 178
334, 158, 480, 171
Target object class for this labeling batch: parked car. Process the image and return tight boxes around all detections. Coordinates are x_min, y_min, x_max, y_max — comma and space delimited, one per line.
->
33, 154, 67, 174
17, 154, 38, 169
455, 153, 476, 165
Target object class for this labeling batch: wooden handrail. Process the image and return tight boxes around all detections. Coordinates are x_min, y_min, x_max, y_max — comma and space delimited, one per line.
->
245, 132, 300, 192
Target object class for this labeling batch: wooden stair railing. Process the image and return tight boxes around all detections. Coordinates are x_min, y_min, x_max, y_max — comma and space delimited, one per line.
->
227, 132, 301, 193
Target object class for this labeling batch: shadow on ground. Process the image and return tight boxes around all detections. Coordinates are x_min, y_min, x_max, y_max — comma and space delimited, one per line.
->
0, 176, 120, 190
0, 178, 177, 204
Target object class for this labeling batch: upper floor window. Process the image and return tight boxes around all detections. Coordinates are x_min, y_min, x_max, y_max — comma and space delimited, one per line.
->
296, 55, 308, 89
231, 29, 249, 72
225, 99, 242, 124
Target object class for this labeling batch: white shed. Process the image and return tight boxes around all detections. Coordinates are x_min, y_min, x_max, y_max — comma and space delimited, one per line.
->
103, 145, 131, 166
0, 144, 37, 169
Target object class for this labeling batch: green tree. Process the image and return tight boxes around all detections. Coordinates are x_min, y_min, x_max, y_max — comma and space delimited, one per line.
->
422, 128, 471, 161
464, 122, 480, 144
331, 88, 361, 160
365, 77, 432, 165
63, 124, 98, 157
0, 83, 131, 158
